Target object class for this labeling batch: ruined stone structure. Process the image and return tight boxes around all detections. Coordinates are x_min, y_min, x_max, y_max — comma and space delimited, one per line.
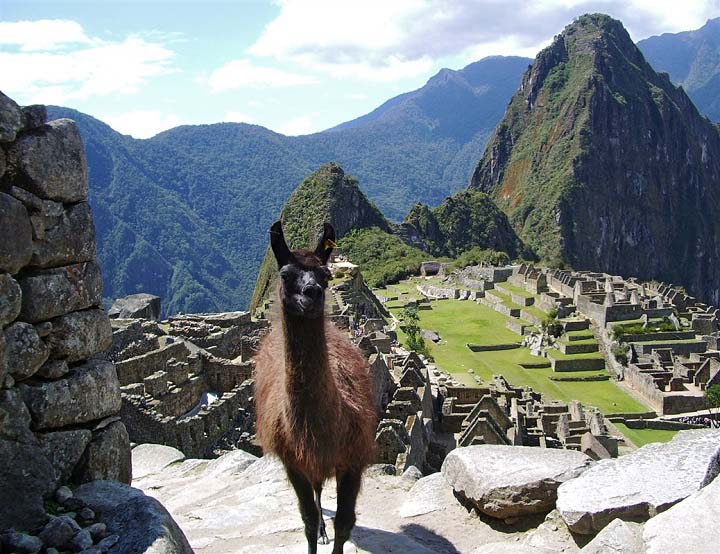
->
439, 376, 618, 459
105, 304, 267, 458
0, 95, 130, 530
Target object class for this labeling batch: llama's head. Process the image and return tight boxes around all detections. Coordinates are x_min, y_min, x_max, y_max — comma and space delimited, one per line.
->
270, 220, 335, 318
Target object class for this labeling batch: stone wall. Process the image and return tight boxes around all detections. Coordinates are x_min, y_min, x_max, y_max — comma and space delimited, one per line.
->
0, 94, 130, 531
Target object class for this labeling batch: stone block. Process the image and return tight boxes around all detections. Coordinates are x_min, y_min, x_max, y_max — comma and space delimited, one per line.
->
4, 321, 49, 381
21, 105, 47, 130
108, 293, 162, 320
0, 192, 33, 274
0, 391, 56, 530
442, 444, 593, 519
19, 359, 121, 430
0, 273, 22, 326
557, 429, 720, 534
18, 261, 103, 322
47, 307, 112, 362
76, 420, 132, 484
73, 481, 192, 554
30, 201, 97, 268
0, 147, 5, 181
38, 428, 92, 484
6, 118, 88, 202
36, 359, 70, 379
0, 90, 23, 142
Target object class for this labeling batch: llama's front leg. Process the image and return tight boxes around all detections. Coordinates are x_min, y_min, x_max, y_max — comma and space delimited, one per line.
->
286, 468, 320, 554
314, 483, 330, 545
332, 469, 363, 554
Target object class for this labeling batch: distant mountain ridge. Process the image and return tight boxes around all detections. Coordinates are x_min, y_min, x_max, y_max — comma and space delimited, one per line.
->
470, 14, 720, 304
638, 17, 720, 121
47, 55, 531, 315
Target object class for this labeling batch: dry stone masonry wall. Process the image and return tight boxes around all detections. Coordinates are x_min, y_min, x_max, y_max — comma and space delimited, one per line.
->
0, 92, 130, 531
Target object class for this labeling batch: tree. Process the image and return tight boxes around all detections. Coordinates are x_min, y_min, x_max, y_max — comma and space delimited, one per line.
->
705, 384, 720, 416
401, 305, 431, 359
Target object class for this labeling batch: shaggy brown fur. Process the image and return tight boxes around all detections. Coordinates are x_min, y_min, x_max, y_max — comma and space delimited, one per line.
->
254, 224, 377, 553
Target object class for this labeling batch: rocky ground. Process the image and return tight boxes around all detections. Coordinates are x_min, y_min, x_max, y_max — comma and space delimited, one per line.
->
132, 429, 720, 554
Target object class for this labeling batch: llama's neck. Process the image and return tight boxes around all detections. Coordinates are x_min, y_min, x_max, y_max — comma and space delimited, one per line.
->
281, 310, 330, 397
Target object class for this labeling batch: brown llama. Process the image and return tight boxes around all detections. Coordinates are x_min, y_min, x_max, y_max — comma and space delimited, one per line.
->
254, 221, 377, 554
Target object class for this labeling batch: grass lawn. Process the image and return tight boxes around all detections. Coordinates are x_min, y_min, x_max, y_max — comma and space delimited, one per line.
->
558, 337, 598, 345
547, 349, 605, 361
388, 296, 650, 413
613, 423, 678, 447
497, 282, 534, 298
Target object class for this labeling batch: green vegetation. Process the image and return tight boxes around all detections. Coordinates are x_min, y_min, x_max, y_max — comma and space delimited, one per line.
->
400, 306, 431, 359
450, 247, 510, 270
613, 423, 678, 447
705, 384, 720, 414
340, 228, 432, 288
611, 343, 630, 366
385, 289, 649, 413
611, 319, 679, 340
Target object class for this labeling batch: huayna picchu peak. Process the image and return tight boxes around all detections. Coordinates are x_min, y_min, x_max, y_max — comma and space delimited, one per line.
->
470, 13, 720, 304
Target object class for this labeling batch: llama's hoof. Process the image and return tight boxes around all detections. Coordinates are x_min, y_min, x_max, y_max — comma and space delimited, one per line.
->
318, 529, 330, 545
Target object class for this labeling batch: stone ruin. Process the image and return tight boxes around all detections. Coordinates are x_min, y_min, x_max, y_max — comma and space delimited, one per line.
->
105, 302, 268, 458
0, 95, 132, 532
438, 376, 618, 459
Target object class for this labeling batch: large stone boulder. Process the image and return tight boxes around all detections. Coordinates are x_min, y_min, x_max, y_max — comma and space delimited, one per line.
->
47, 307, 112, 362
77, 420, 132, 484
19, 359, 121, 429
38, 429, 92, 484
30, 201, 97, 268
6, 118, 88, 202
442, 445, 593, 519
73, 481, 192, 554
17, 261, 103, 322
642, 473, 720, 554
0, 91, 23, 142
132, 444, 186, 480
109, 293, 162, 321
0, 390, 56, 530
557, 429, 720, 534
0, 192, 33, 274
4, 321, 49, 381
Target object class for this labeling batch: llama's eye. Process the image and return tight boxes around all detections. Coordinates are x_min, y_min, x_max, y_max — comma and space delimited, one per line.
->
280, 272, 290, 281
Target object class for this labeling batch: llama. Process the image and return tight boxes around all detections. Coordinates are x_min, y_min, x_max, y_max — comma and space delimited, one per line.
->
254, 220, 377, 554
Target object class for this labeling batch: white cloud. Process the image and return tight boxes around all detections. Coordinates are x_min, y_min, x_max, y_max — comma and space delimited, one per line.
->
0, 20, 176, 105
207, 59, 318, 92
248, 0, 720, 80
0, 19, 95, 51
274, 115, 319, 136
346, 93, 369, 100
103, 110, 183, 139
224, 111, 256, 123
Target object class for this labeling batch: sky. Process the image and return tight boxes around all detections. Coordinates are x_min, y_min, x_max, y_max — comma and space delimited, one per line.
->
1, 0, 719, 139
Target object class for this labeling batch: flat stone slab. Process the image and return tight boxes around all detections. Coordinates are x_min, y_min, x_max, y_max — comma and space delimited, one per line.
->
580, 519, 644, 554
133, 444, 187, 479
557, 429, 720, 534
442, 445, 593, 519
642, 474, 720, 554
399, 472, 457, 518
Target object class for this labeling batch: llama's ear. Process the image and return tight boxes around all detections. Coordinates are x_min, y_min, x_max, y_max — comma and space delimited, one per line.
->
270, 220, 292, 269
315, 223, 336, 264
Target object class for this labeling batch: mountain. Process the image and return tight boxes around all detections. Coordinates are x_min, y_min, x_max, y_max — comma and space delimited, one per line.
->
399, 190, 528, 258
469, 14, 720, 304
638, 17, 720, 122
250, 162, 392, 309
47, 55, 529, 315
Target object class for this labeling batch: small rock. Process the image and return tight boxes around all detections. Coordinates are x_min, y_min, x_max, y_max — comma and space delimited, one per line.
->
0, 273, 22, 327
38, 517, 75, 548
69, 530, 93, 552
4, 321, 49, 381
581, 518, 645, 554
45, 548, 60, 554
78, 508, 95, 521
55, 486, 73, 504
79, 548, 102, 554
85, 523, 106, 540
57, 515, 81, 532
1, 531, 43, 554
37, 360, 71, 380
63, 497, 86, 511
95, 535, 119, 552
401, 465, 424, 482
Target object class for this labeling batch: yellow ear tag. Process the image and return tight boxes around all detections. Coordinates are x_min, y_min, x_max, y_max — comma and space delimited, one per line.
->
324, 238, 337, 250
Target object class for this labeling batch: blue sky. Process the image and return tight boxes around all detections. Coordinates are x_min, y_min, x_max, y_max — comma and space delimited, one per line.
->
2, 0, 718, 138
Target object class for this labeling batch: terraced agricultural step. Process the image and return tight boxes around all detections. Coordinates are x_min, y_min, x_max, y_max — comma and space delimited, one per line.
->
561, 319, 590, 332
567, 333, 595, 341
558, 341, 599, 354
547, 353, 606, 372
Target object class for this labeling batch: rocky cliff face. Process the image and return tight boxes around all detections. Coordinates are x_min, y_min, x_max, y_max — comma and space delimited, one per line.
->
470, 14, 720, 303
250, 162, 389, 310
0, 92, 130, 531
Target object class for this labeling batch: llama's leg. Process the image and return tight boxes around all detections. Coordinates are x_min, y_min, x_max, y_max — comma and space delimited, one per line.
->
314, 483, 330, 545
331, 469, 362, 554
286, 468, 320, 554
